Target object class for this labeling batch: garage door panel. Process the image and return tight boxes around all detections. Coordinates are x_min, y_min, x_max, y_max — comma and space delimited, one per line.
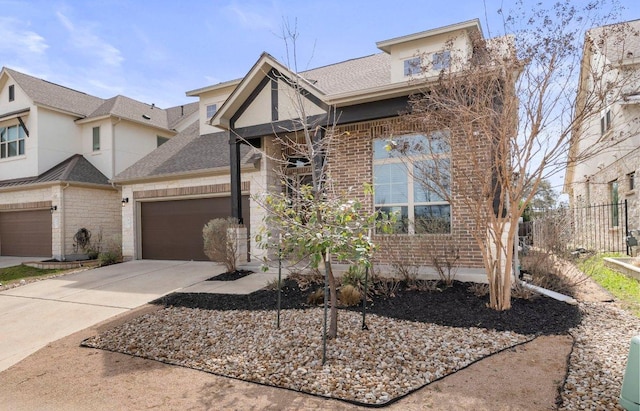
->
140, 196, 249, 261
0, 210, 52, 257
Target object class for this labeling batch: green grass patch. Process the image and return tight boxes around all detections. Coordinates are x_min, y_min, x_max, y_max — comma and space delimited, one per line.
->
0, 265, 64, 285
579, 252, 640, 317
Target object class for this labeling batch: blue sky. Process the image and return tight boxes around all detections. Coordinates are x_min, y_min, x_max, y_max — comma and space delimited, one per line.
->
2, 0, 639, 110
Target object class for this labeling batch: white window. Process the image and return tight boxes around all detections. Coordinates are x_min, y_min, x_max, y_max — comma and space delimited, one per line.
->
432, 51, 451, 71
0, 125, 26, 158
403, 57, 422, 77
373, 132, 451, 234
206, 104, 217, 119
92, 127, 100, 151
600, 107, 612, 136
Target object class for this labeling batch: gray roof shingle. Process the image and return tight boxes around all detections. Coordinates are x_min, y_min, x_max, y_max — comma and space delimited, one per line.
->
86, 95, 170, 130
0, 154, 109, 188
589, 19, 640, 64
4, 68, 104, 117
114, 121, 254, 182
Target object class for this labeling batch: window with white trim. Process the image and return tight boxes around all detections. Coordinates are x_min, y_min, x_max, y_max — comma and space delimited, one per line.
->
92, 126, 100, 151
373, 132, 451, 234
432, 50, 451, 70
0, 125, 26, 158
8, 85, 15, 102
600, 107, 612, 136
403, 57, 422, 77
206, 104, 217, 119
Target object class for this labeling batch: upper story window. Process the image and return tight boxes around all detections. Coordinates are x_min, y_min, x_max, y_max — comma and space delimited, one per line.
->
628, 171, 636, 191
157, 136, 169, 147
0, 125, 26, 158
206, 104, 217, 119
610, 179, 619, 226
600, 107, 612, 136
373, 132, 451, 234
8, 85, 15, 102
432, 51, 451, 71
92, 126, 100, 151
403, 57, 422, 77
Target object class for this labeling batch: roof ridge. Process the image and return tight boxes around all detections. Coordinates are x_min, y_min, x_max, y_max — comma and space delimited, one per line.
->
4, 67, 100, 99
300, 53, 385, 74
58, 154, 82, 181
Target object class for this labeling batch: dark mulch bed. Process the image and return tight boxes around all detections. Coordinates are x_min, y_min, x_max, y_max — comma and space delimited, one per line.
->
151, 279, 582, 336
206, 270, 253, 281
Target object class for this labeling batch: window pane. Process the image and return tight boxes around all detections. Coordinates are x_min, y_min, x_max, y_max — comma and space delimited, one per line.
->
206, 104, 217, 118
7, 126, 17, 141
374, 163, 408, 204
18, 139, 24, 155
433, 51, 451, 70
0, 144, 5, 158
18, 125, 26, 139
414, 160, 450, 202
8, 141, 17, 157
404, 57, 421, 76
376, 206, 408, 234
415, 205, 451, 234
92, 127, 100, 151
0, 128, 6, 142
373, 139, 390, 159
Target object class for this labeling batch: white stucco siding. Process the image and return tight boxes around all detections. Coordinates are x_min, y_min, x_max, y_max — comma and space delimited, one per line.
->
0, 82, 38, 179
197, 87, 235, 135
113, 121, 167, 176
37, 108, 82, 175
277, 80, 326, 121
235, 85, 272, 128
388, 29, 473, 83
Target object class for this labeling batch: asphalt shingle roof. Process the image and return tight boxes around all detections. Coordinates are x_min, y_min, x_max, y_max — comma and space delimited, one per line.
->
4, 68, 104, 117
0, 155, 109, 188
114, 121, 254, 182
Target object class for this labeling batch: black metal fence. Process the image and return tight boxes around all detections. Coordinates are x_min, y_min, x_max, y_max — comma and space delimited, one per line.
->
529, 200, 630, 255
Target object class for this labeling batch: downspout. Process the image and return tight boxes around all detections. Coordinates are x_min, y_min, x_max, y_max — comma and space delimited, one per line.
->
60, 183, 69, 261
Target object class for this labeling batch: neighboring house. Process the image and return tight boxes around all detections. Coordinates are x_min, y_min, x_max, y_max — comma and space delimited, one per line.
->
115, 19, 509, 281
0, 67, 197, 259
564, 19, 640, 252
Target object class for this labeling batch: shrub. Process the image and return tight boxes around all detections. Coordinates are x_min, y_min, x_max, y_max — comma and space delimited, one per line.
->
203, 217, 241, 273
468, 283, 490, 297
307, 287, 324, 305
98, 236, 122, 266
339, 284, 362, 306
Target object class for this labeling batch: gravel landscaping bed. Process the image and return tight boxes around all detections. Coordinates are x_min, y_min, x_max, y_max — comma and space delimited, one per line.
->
82, 280, 584, 406
559, 301, 640, 410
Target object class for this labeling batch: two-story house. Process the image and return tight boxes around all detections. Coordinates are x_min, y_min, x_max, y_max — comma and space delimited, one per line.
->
564, 19, 640, 253
0, 67, 197, 259
114, 19, 510, 282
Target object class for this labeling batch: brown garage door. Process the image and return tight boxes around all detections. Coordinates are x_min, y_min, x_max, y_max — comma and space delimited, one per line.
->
140, 196, 249, 261
0, 209, 52, 257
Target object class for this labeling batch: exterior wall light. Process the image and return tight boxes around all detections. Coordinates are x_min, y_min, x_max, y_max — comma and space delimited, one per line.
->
50, 205, 57, 213
122, 198, 129, 207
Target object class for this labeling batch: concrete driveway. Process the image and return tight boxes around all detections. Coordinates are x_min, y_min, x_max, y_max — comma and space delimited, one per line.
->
0, 260, 225, 372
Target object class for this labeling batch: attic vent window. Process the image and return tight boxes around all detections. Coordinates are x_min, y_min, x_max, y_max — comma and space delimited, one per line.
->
404, 57, 422, 76
8, 85, 15, 102
142, 114, 151, 120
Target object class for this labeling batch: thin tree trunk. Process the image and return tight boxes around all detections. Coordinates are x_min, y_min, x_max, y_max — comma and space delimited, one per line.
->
326, 259, 338, 339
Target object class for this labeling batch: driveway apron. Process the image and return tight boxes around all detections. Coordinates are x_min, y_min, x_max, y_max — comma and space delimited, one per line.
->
0, 260, 224, 372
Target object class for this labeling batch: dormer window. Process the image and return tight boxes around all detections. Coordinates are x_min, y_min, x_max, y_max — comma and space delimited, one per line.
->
432, 51, 451, 70
403, 57, 422, 76
206, 104, 217, 119
8, 85, 15, 102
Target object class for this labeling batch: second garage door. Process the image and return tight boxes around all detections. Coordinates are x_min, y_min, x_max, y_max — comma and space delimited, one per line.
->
0, 209, 52, 257
140, 196, 250, 261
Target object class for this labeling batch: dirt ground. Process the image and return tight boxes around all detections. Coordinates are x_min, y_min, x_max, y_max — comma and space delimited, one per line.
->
0, 303, 571, 411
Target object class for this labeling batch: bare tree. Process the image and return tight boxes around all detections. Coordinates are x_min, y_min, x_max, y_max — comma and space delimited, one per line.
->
255, 22, 391, 339
389, 1, 633, 310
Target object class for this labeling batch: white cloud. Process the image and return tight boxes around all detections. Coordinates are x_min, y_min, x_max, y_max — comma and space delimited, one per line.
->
55, 11, 124, 67
0, 17, 48, 55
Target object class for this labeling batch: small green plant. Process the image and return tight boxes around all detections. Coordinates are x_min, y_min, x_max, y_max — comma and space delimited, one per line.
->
339, 284, 362, 306
341, 264, 367, 289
